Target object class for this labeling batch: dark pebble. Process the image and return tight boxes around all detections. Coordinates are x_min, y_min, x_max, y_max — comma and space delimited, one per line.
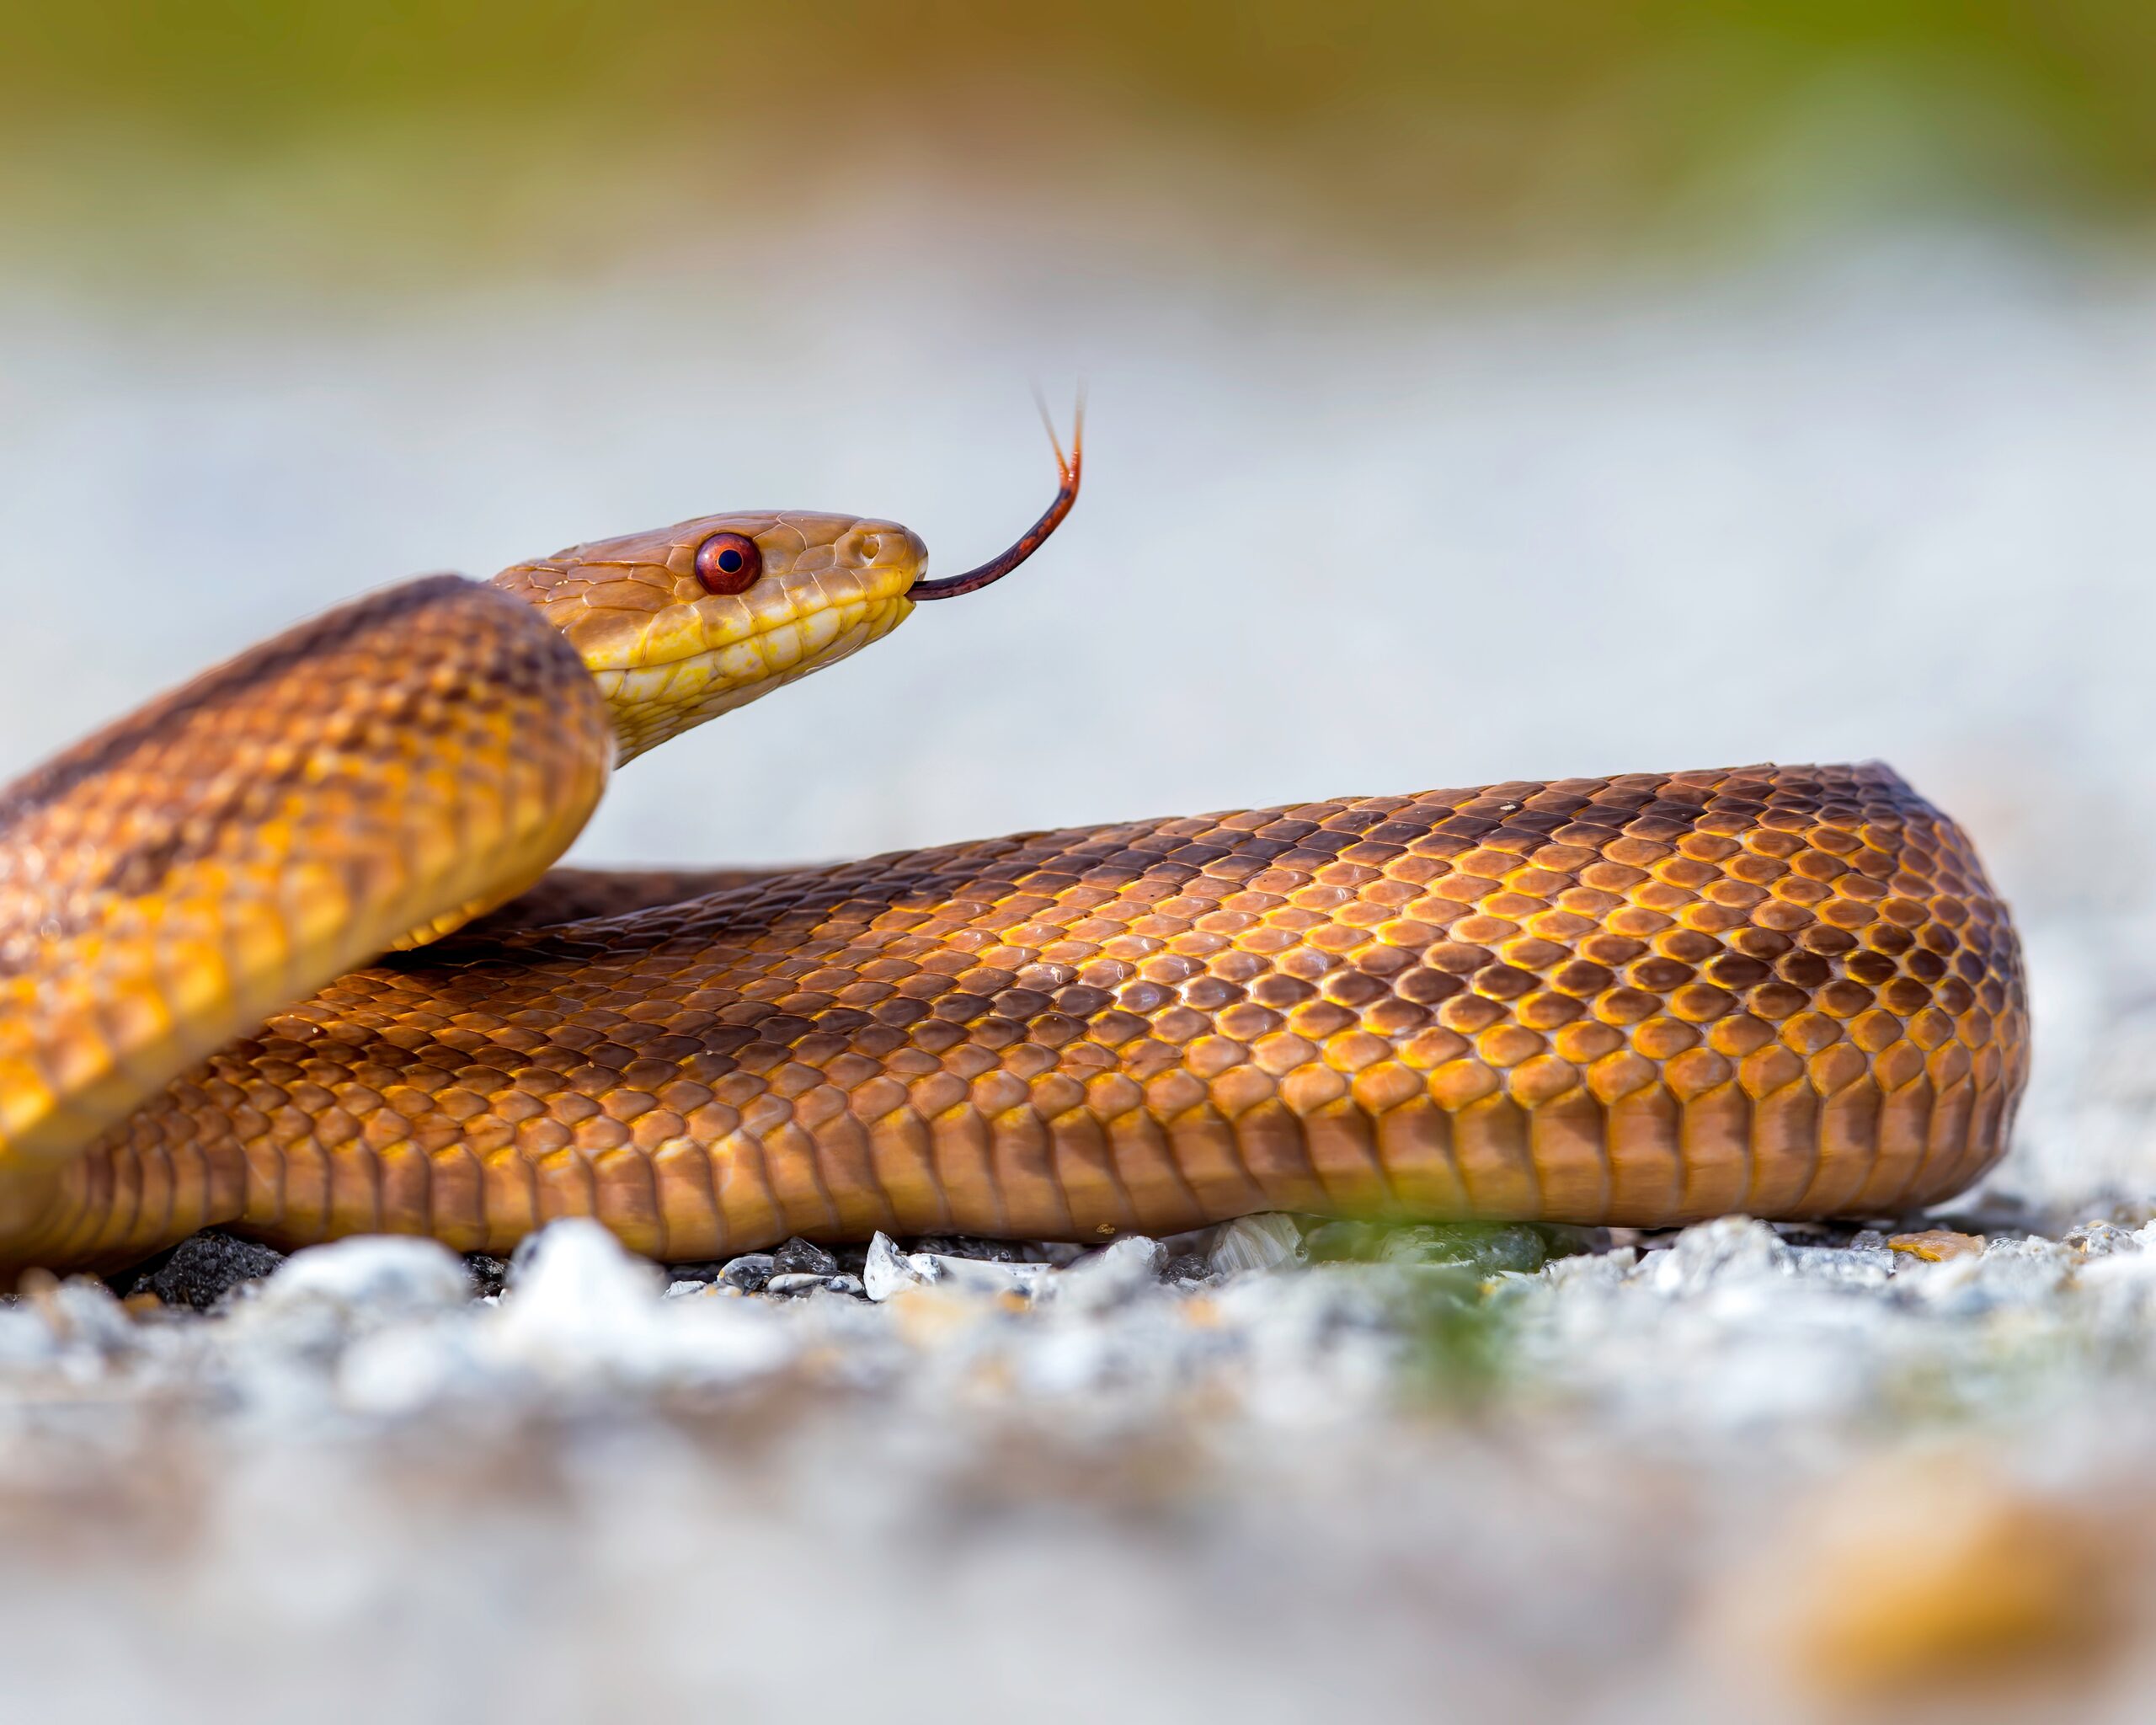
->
1461, 1226, 1551, 1274
1535, 1224, 1612, 1258
909, 1235, 1027, 1263
719, 1252, 776, 1292
1161, 1252, 1214, 1286
125, 1231, 287, 1311
465, 1254, 511, 1298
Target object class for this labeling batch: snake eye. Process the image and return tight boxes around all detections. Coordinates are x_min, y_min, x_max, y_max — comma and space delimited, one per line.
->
694, 531, 762, 595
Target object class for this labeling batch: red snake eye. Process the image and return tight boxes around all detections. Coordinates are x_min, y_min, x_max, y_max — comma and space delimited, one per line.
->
693, 531, 762, 595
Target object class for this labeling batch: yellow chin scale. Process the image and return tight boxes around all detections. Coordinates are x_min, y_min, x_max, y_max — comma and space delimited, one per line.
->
595, 589, 915, 762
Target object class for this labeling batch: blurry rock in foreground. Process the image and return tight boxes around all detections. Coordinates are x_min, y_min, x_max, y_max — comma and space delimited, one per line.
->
3, 1210, 2156, 1722
1713, 1452, 2124, 1701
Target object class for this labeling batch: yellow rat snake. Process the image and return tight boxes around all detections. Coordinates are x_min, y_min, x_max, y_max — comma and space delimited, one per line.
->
0, 429, 2027, 1273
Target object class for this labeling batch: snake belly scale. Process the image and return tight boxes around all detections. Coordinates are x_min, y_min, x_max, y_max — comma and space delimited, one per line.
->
0, 435, 2029, 1272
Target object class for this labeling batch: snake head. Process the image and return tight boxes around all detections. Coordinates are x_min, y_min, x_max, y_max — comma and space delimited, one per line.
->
494, 409, 1081, 763
494, 511, 927, 762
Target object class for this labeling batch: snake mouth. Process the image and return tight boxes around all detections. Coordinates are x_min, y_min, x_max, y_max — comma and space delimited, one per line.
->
909, 403, 1083, 601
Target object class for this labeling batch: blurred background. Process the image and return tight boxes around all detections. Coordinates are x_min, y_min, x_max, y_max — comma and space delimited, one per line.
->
5, 0, 2156, 1194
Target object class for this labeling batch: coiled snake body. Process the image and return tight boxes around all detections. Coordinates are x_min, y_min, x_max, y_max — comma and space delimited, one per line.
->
0, 441, 2028, 1272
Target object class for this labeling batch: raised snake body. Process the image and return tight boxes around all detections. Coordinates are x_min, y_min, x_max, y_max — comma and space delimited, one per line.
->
0, 450, 2028, 1272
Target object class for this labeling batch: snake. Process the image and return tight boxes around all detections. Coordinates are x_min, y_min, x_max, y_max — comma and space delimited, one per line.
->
0, 424, 2028, 1274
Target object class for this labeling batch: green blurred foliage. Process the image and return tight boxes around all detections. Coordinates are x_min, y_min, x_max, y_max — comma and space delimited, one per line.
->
1407, 1276, 1517, 1406
1302, 1220, 1572, 1405
4, 0, 2156, 261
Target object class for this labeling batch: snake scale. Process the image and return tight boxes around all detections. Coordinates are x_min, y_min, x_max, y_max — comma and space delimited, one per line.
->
0, 432, 2028, 1273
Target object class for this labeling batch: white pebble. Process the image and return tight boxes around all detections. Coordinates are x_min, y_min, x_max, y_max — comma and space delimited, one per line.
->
497, 1219, 659, 1350
864, 1233, 1054, 1302
862, 1232, 936, 1300
257, 1236, 473, 1318
765, 1272, 857, 1297
0, 1308, 56, 1369
1046, 1236, 1165, 1310
1206, 1214, 1305, 1278
41, 1277, 138, 1354
930, 1256, 1052, 1299
492, 1219, 790, 1386
1645, 1217, 1790, 1295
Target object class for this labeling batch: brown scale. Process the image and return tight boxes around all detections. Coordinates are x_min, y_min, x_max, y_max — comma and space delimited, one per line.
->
463, 868, 780, 937
24, 762, 2027, 1268
0, 578, 609, 1252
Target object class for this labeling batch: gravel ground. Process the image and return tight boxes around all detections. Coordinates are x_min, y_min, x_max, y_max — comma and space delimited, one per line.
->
5, 1198, 2156, 1723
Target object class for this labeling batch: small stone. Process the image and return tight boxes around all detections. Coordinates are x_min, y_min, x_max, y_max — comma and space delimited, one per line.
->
1732, 1454, 2116, 1695
1161, 1253, 1213, 1287
1382, 1224, 1548, 1275
257, 1236, 472, 1318
492, 1220, 790, 1386
1302, 1220, 1566, 1275
1785, 1241, 1893, 1287
1207, 1214, 1305, 1276
1643, 1216, 1792, 1294
1544, 1246, 1638, 1287
496, 1220, 661, 1349
1304, 1221, 1382, 1263
128, 1230, 288, 1311
863, 1232, 937, 1300
718, 1253, 776, 1292
660, 1260, 727, 1284
1901, 1234, 2072, 1314
765, 1271, 860, 1297
770, 1237, 840, 1278
2063, 1220, 2139, 1258
1888, 1230, 1984, 1263
908, 1235, 1025, 1262
905, 1233, 1048, 1259
29, 1274, 136, 1352
465, 1254, 511, 1298
867, 1232, 1055, 1302
1534, 1224, 1611, 1259
1378, 1227, 1448, 1267
1049, 1236, 1166, 1309
933, 1256, 1053, 1298
505, 1228, 547, 1289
